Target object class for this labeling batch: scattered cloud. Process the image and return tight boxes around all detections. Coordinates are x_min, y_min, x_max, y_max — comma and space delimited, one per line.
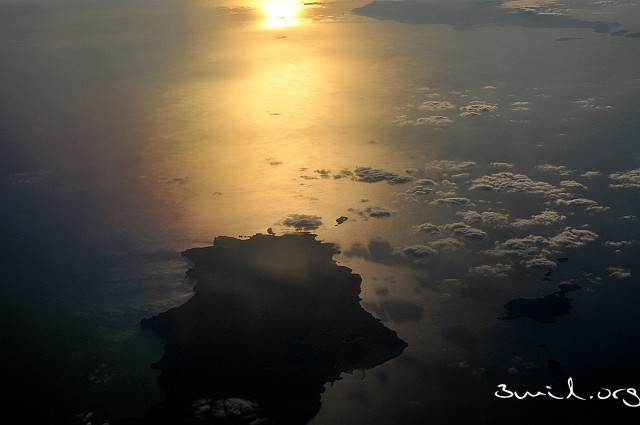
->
413, 223, 442, 234
479, 211, 510, 227
402, 245, 439, 258
446, 222, 488, 240
354, 167, 415, 184
559, 180, 587, 190
425, 160, 477, 171
428, 238, 465, 251
535, 164, 574, 176
430, 197, 474, 206
510, 101, 530, 111
418, 100, 456, 110
459, 101, 498, 116
393, 115, 452, 126
470, 172, 564, 198
609, 168, 640, 188
607, 266, 631, 279
482, 227, 598, 268
468, 263, 512, 278
510, 210, 567, 228
603, 240, 635, 249
490, 162, 515, 168
315, 169, 331, 178
281, 214, 323, 231
555, 197, 609, 212
405, 179, 438, 195
366, 206, 395, 218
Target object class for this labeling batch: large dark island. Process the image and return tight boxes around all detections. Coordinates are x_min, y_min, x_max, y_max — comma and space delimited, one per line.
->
122, 233, 407, 424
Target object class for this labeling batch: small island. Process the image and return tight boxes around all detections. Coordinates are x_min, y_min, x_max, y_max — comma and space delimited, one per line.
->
124, 233, 407, 424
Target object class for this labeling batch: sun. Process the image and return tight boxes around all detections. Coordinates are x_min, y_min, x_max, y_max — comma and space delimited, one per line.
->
260, 1, 303, 29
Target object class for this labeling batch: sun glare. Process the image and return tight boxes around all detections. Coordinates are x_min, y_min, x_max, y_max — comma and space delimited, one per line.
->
260, 1, 303, 29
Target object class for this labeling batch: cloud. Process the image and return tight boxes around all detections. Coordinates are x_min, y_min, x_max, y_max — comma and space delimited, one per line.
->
425, 160, 477, 171
510, 101, 530, 111
416, 115, 454, 125
413, 223, 442, 234
549, 227, 599, 248
354, 167, 415, 184
459, 101, 498, 116
393, 115, 453, 126
510, 210, 566, 228
555, 197, 609, 212
468, 263, 512, 278
490, 162, 515, 168
405, 179, 438, 195
366, 207, 395, 218
479, 211, 510, 226
603, 240, 635, 249
446, 222, 488, 240
469, 172, 565, 198
482, 227, 598, 268
609, 168, 640, 188
581, 171, 602, 178
559, 180, 587, 190
535, 164, 574, 175
456, 210, 482, 224
430, 197, 474, 206
607, 266, 631, 279
165, 176, 190, 184
418, 100, 455, 110
450, 173, 470, 180
428, 237, 465, 251
574, 98, 613, 110
402, 245, 439, 258
281, 214, 323, 231
314, 169, 331, 178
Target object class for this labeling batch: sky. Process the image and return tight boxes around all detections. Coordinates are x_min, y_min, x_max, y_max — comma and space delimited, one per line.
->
1, 1, 640, 424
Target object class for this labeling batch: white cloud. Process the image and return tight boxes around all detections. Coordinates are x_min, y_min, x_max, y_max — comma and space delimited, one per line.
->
418, 100, 455, 110
413, 223, 442, 234
607, 266, 631, 279
431, 197, 474, 206
281, 214, 323, 231
535, 164, 574, 176
354, 167, 415, 184
490, 162, 515, 168
405, 179, 437, 195
447, 222, 488, 240
482, 227, 598, 268
559, 180, 587, 190
468, 263, 512, 278
609, 168, 640, 188
366, 206, 395, 218
511, 210, 566, 228
402, 245, 438, 258
470, 172, 565, 198
460, 101, 498, 116
425, 160, 477, 171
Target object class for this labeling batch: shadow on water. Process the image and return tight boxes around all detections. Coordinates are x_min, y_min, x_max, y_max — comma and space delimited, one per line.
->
119, 233, 407, 425
500, 283, 581, 323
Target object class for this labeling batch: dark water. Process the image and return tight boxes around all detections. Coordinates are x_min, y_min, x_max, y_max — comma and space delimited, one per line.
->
2, 1, 640, 424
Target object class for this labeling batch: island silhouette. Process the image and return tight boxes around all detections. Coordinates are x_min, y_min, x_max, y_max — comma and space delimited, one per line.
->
118, 233, 407, 424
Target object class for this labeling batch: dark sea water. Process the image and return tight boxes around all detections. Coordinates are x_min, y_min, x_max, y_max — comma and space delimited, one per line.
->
2, 1, 640, 424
